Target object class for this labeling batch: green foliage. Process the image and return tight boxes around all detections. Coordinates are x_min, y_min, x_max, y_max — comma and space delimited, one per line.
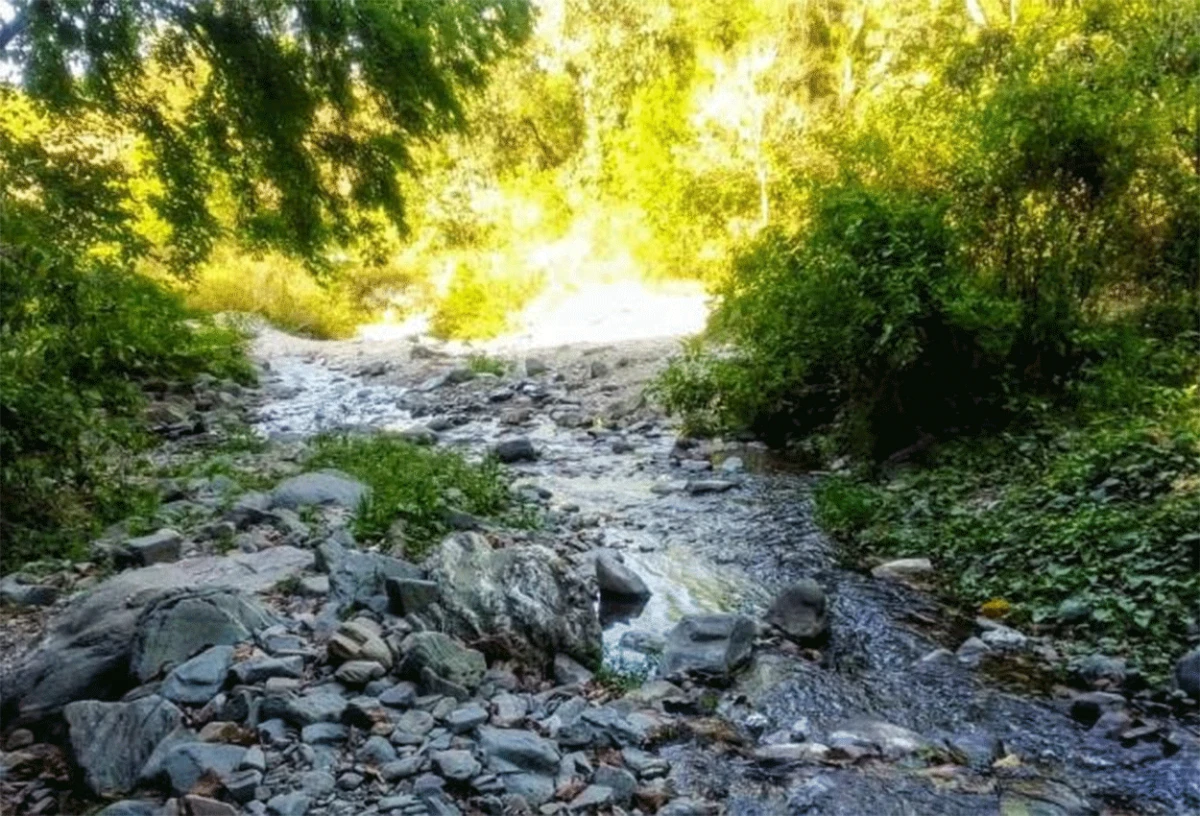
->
306, 433, 529, 558
3, 0, 533, 265
0, 240, 251, 571
662, 0, 1199, 455
466, 354, 510, 377
814, 338, 1200, 681
429, 262, 543, 341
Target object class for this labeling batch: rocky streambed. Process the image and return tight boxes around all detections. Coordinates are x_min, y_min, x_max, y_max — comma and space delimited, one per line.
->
1, 327, 1198, 816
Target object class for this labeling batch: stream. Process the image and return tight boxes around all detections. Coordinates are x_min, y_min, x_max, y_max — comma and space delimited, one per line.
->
252, 339, 1200, 816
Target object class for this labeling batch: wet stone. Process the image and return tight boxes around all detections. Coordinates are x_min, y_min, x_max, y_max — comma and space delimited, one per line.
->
301, 722, 348, 744
381, 681, 419, 708
447, 703, 489, 733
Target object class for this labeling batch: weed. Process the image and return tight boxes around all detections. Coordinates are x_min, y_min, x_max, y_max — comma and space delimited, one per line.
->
306, 432, 529, 559
466, 354, 509, 377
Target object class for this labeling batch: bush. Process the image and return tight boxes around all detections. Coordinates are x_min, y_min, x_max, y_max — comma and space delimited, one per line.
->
429, 261, 544, 341
306, 433, 532, 558
814, 383, 1200, 682
0, 242, 252, 571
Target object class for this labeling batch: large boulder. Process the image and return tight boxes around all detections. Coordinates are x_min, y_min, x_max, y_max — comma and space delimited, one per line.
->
595, 554, 651, 599
764, 580, 828, 644
131, 588, 275, 682
416, 533, 601, 669
64, 696, 183, 796
1, 547, 310, 726
316, 536, 422, 614
660, 614, 756, 684
270, 471, 369, 511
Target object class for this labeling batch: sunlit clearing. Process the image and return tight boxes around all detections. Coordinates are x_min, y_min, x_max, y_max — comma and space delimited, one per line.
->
489, 279, 709, 349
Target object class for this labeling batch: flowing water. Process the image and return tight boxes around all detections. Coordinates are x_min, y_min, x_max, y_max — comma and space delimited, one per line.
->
253, 335, 1200, 816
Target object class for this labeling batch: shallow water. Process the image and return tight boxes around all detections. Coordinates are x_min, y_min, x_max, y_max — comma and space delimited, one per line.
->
254, 349, 1200, 816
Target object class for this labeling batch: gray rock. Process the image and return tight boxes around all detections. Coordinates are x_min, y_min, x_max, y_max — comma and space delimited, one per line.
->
947, 732, 1002, 769
593, 765, 636, 807
299, 770, 336, 796
0, 574, 58, 607
267, 792, 311, 816
317, 538, 421, 614
752, 743, 830, 764
479, 727, 560, 774
386, 577, 440, 615
161, 645, 234, 705
871, 558, 933, 581
491, 694, 528, 728
685, 479, 735, 495
956, 637, 989, 665
337, 771, 364, 790
433, 749, 481, 780
335, 660, 386, 686
159, 741, 247, 795
96, 801, 160, 816
2, 548, 310, 725
492, 438, 538, 463
380, 681, 419, 708
447, 703, 489, 733
525, 358, 549, 376
230, 655, 304, 685
621, 748, 669, 779
1069, 654, 1127, 689
64, 696, 183, 796
764, 580, 828, 643
328, 618, 393, 668
399, 631, 487, 691
241, 746, 266, 773
1176, 648, 1200, 698
394, 708, 436, 737
301, 722, 348, 744
570, 785, 614, 810
224, 768, 263, 803
357, 735, 398, 766
298, 576, 330, 596
280, 691, 347, 727
127, 529, 184, 566
132, 588, 276, 682
418, 532, 601, 669
381, 756, 425, 781
595, 554, 651, 599
660, 614, 755, 683
553, 654, 594, 686
271, 471, 368, 511
1056, 597, 1092, 624
827, 720, 929, 760
979, 624, 1027, 651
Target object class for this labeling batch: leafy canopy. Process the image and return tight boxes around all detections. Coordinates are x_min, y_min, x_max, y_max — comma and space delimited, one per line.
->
1, 0, 533, 267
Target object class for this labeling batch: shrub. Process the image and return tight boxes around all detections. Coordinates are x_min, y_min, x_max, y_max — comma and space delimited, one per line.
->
306, 433, 532, 558
0, 242, 252, 571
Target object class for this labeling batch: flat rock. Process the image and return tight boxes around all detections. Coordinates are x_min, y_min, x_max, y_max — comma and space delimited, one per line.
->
158, 741, 247, 795
385, 577, 440, 616
660, 614, 755, 683
64, 696, 183, 796
127, 529, 184, 566
335, 660, 386, 686
1, 547, 311, 725
432, 749, 481, 780
270, 471, 369, 510
132, 588, 275, 682
871, 558, 933, 581
317, 537, 421, 614
161, 645, 234, 705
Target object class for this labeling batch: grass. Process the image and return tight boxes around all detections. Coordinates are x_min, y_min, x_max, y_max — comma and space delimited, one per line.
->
466, 353, 509, 377
306, 432, 533, 558
814, 385, 1200, 683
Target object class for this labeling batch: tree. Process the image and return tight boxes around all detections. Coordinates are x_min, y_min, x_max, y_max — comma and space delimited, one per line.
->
0, 0, 533, 267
